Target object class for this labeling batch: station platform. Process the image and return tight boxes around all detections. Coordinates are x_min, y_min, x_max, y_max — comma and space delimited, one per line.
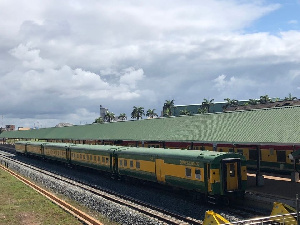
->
245, 172, 300, 209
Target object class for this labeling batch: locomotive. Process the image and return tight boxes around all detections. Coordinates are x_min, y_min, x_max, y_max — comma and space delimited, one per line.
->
15, 141, 247, 202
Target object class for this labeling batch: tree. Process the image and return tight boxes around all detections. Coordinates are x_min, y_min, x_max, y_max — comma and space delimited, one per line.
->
146, 109, 158, 118
94, 117, 104, 124
230, 99, 239, 107
223, 98, 231, 110
223, 98, 238, 111
259, 95, 270, 104
118, 113, 127, 121
202, 98, 214, 113
163, 100, 175, 117
285, 93, 297, 101
104, 111, 115, 122
249, 99, 258, 105
198, 107, 208, 114
179, 108, 191, 116
131, 106, 145, 120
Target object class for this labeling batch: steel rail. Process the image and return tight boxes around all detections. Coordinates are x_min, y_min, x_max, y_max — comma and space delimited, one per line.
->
0, 153, 202, 224
0, 163, 103, 225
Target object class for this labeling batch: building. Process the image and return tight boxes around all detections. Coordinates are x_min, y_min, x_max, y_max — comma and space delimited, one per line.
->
5, 125, 15, 131
18, 127, 31, 131
171, 100, 249, 116
55, 123, 73, 128
100, 105, 108, 120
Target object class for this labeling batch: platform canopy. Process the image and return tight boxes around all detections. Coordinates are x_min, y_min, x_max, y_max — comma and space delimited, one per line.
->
1, 106, 300, 144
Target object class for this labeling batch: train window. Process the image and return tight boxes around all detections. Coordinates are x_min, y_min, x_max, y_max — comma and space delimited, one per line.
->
124, 160, 128, 167
94, 156, 96, 161
98, 156, 100, 162
229, 148, 234, 153
80, 154, 82, 159
90, 155, 92, 161
130, 161, 134, 168
277, 150, 286, 163
219, 148, 223, 152
102, 157, 105, 163
230, 164, 235, 177
237, 149, 243, 155
195, 169, 201, 180
249, 149, 258, 160
83, 155, 85, 160
270, 148, 274, 155
119, 159, 123, 167
105, 157, 109, 164
136, 161, 140, 169
185, 168, 192, 178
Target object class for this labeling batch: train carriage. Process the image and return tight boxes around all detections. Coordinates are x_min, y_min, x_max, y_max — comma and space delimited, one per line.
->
116, 147, 247, 198
43, 142, 71, 162
69, 144, 117, 172
17, 141, 48, 156
15, 141, 30, 154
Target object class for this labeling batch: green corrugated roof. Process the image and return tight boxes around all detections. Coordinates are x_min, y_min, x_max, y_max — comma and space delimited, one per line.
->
2, 106, 300, 144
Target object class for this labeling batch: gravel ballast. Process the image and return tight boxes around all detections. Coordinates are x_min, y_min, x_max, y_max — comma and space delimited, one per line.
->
0, 152, 258, 224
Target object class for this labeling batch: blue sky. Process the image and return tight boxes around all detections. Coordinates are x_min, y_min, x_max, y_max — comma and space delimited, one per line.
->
248, 0, 300, 33
0, 0, 300, 128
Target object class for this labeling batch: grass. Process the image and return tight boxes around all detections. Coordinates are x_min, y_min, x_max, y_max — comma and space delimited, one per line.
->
0, 167, 118, 225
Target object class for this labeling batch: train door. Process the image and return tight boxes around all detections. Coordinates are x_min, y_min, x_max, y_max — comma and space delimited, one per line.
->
222, 159, 241, 192
155, 159, 165, 182
40, 144, 45, 159
110, 154, 113, 172
66, 147, 71, 163
40, 144, 44, 155
206, 164, 212, 192
112, 152, 118, 174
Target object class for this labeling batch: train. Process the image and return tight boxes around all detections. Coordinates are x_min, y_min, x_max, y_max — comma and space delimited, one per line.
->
15, 141, 247, 202
46, 139, 300, 174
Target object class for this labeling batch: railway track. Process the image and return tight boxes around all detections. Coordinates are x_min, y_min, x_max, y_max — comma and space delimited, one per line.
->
0, 151, 202, 225
0, 147, 271, 224
0, 163, 103, 225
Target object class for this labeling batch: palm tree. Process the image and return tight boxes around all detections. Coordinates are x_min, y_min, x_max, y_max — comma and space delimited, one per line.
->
259, 95, 270, 104
131, 106, 145, 120
198, 107, 208, 114
230, 99, 239, 106
249, 99, 258, 105
104, 111, 115, 122
94, 117, 104, 124
223, 98, 231, 110
180, 108, 191, 116
202, 98, 214, 113
146, 109, 158, 118
118, 113, 127, 121
163, 100, 175, 117
285, 93, 297, 101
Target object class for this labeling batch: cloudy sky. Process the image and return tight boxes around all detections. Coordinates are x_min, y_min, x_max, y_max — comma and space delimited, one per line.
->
1, 0, 300, 128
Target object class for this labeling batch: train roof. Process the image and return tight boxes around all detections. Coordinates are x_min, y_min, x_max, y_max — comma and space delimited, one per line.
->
16, 141, 244, 163
115, 146, 245, 163
5, 106, 300, 144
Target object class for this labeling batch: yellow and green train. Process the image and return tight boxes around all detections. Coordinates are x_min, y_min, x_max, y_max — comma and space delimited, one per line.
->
15, 141, 247, 201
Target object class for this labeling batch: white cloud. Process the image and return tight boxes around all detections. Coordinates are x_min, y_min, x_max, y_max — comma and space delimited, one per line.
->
9, 44, 55, 69
119, 67, 145, 89
1, 0, 300, 128
288, 20, 298, 24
